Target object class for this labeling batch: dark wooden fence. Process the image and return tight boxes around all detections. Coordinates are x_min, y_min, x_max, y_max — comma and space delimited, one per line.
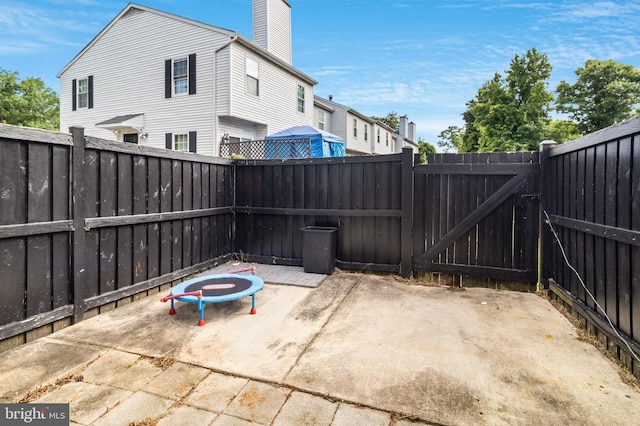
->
540, 118, 640, 373
414, 152, 540, 284
0, 126, 233, 346
233, 150, 412, 274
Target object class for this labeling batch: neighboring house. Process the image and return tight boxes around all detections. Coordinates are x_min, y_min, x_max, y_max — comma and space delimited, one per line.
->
314, 95, 418, 156
58, 0, 317, 156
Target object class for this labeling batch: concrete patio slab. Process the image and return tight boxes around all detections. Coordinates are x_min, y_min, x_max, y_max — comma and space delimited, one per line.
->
1, 269, 638, 426
285, 274, 640, 425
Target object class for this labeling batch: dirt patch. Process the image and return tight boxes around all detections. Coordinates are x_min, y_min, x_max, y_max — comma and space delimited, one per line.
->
141, 355, 176, 371
239, 385, 267, 409
18, 374, 84, 403
129, 419, 158, 426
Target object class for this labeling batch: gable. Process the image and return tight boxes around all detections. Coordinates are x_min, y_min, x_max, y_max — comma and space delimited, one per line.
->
57, 3, 236, 77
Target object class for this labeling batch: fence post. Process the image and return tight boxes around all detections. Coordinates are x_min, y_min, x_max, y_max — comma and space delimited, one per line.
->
400, 147, 414, 278
538, 140, 557, 291
71, 127, 87, 323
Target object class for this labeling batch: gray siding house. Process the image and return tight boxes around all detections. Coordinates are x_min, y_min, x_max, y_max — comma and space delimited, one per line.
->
314, 96, 418, 156
58, 0, 317, 156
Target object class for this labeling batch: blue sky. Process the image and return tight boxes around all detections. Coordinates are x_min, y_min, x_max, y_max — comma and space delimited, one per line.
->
2, 0, 640, 145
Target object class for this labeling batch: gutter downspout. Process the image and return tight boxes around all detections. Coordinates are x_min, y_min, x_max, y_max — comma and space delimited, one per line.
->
213, 34, 238, 157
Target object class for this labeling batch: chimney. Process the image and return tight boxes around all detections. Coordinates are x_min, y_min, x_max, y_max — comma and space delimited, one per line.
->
329, 95, 333, 101
253, 0, 292, 64
409, 121, 416, 141
399, 115, 408, 138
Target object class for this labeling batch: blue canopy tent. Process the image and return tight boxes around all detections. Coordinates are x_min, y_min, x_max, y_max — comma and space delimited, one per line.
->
264, 125, 346, 158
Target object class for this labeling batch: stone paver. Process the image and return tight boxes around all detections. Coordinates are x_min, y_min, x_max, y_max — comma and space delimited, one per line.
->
211, 414, 260, 425
143, 362, 210, 400
185, 372, 248, 412
105, 356, 164, 391
272, 391, 338, 426
93, 391, 174, 426
225, 381, 290, 424
33, 381, 132, 425
0, 339, 103, 402
81, 350, 140, 384
156, 405, 218, 426
331, 404, 391, 426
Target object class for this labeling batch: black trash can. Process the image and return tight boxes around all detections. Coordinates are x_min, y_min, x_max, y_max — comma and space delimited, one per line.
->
301, 226, 338, 274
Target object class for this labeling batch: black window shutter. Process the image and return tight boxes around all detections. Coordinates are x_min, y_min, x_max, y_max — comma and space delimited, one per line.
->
165, 59, 172, 98
165, 133, 172, 149
188, 53, 196, 95
72, 79, 77, 111
88, 75, 94, 109
188, 131, 197, 152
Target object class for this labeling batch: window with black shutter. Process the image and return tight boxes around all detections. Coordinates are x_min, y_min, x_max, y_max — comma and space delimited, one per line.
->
72, 76, 93, 110
165, 54, 196, 98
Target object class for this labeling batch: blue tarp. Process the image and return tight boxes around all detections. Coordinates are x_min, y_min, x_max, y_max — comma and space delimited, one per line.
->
264, 125, 346, 158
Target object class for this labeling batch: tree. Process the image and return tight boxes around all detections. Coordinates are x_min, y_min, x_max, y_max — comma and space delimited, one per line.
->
546, 120, 581, 144
370, 111, 399, 132
437, 125, 464, 153
459, 48, 554, 152
0, 68, 59, 130
417, 138, 436, 163
556, 59, 640, 134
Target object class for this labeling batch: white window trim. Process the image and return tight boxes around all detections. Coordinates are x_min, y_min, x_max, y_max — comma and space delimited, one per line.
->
245, 57, 259, 97
297, 84, 305, 113
173, 57, 189, 96
77, 78, 88, 109
174, 133, 189, 151
317, 110, 325, 130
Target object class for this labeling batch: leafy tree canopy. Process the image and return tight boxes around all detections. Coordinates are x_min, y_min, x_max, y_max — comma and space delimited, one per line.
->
417, 138, 436, 163
371, 111, 399, 132
0, 68, 59, 131
462, 48, 554, 152
555, 59, 640, 134
437, 125, 464, 153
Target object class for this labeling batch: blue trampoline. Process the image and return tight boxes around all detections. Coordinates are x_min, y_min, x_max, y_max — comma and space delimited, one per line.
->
161, 268, 264, 326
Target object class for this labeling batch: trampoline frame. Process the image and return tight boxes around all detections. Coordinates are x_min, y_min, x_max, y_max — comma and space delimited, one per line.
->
161, 268, 264, 326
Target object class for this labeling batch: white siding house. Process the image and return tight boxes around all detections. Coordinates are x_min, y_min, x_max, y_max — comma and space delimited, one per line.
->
58, 1, 316, 156
313, 95, 414, 156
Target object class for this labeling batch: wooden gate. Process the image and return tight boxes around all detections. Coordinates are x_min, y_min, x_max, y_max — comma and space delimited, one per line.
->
413, 152, 540, 283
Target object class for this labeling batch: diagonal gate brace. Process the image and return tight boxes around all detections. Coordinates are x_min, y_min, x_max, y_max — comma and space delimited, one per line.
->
423, 174, 528, 262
